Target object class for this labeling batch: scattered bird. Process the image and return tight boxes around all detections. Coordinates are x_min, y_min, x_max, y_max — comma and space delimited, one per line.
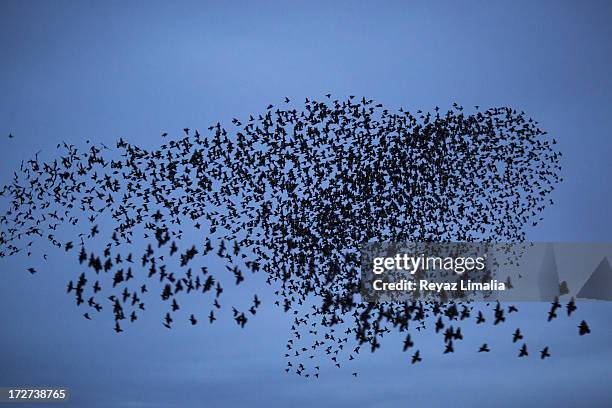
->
512, 328, 523, 343
578, 320, 590, 336
566, 298, 577, 316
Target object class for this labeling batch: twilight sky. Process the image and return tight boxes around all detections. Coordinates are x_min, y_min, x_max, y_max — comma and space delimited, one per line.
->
0, 1, 611, 407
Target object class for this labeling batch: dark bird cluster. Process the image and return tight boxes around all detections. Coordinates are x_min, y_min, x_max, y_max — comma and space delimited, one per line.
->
1, 96, 584, 378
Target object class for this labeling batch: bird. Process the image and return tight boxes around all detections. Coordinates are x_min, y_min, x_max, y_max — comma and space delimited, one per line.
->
547, 298, 561, 322
478, 343, 490, 352
402, 334, 414, 351
476, 311, 485, 324
566, 298, 577, 316
512, 329, 523, 343
578, 320, 590, 336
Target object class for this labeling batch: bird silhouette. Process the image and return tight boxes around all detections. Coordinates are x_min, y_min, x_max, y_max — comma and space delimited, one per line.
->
578, 320, 590, 336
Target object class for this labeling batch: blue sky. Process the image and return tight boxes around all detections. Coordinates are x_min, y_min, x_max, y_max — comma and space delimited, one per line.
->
0, 1, 611, 407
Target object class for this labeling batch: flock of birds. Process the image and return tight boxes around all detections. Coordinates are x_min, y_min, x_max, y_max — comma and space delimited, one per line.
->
0, 95, 591, 377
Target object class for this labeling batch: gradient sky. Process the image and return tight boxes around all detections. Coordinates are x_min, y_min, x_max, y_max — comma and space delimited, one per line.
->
1, 1, 611, 407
